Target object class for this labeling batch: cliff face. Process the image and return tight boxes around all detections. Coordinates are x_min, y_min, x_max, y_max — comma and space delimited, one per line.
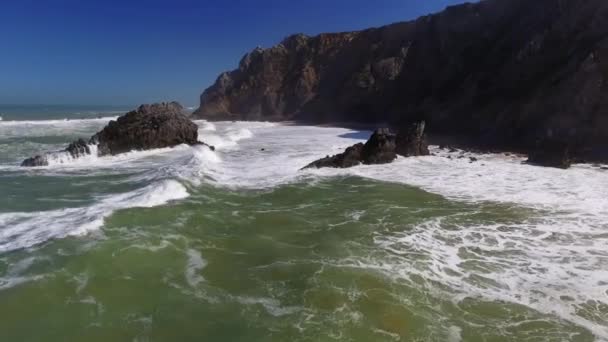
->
194, 0, 608, 160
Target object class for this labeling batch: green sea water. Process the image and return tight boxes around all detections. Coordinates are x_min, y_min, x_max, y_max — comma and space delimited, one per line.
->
0, 109, 607, 341
0, 180, 595, 341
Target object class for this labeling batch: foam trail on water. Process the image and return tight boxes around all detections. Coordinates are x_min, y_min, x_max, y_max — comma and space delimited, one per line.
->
0, 180, 189, 253
188, 122, 608, 338
0, 116, 118, 127
0, 116, 117, 140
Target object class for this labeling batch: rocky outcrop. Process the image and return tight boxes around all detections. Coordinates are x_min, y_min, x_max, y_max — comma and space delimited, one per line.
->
303, 128, 397, 169
21, 102, 205, 167
303, 143, 365, 169
396, 122, 430, 157
195, 0, 608, 163
526, 130, 572, 168
91, 102, 198, 156
66, 139, 92, 158
304, 126, 428, 169
21, 155, 48, 167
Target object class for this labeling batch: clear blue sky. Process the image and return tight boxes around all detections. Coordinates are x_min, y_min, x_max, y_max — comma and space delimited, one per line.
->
0, 0, 465, 107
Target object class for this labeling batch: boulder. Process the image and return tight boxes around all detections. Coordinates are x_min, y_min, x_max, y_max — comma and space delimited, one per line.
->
395, 121, 430, 157
22, 102, 205, 167
92, 102, 198, 156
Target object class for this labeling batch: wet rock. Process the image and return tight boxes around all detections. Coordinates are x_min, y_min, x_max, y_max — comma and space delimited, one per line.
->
526, 133, 572, 169
303, 143, 364, 169
21, 155, 48, 167
192, 141, 215, 151
304, 128, 398, 169
92, 102, 198, 156
469, 157, 478, 163
65, 138, 91, 158
361, 128, 397, 164
395, 121, 430, 157
22, 102, 207, 167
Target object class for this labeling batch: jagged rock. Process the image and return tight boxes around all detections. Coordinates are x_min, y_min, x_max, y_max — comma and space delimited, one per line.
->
21, 155, 48, 167
304, 128, 398, 169
65, 138, 91, 158
361, 128, 397, 164
22, 102, 206, 167
395, 121, 430, 157
303, 143, 364, 169
527, 134, 572, 169
194, 0, 608, 163
92, 102, 198, 156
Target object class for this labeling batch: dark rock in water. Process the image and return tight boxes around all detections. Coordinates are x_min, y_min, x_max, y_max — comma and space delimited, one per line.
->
361, 128, 397, 164
303, 143, 364, 169
22, 138, 92, 167
304, 128, 397, 169
526, 133, 572, 169
65, 138, 91, 158
396, 121, 429, 157
21, 155, 48, 167
92, 102, 198, 156
191, 141, 216, 151
22, 102, 207, 167
469, 157, 478, 163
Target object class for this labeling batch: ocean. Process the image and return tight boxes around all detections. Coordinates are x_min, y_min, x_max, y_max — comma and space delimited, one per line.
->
0, 105, 607, 341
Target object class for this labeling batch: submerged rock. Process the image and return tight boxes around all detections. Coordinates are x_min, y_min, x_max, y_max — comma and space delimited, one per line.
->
21, 102, 206, 167
21, 155, 48, 167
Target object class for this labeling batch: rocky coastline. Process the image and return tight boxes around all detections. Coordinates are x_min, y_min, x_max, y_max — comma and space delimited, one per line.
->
193, 0, 608, 165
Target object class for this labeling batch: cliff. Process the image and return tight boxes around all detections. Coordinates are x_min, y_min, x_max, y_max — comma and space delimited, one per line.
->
193, 0, 608, 161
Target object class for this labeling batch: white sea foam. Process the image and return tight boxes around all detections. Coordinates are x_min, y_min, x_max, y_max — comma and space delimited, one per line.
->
185, 249, 207, 287
0, 116, 117, 127
0, 179, 189, 253
44, 144, 100, 166
2, 119, 608, 337
187, 122, 608, 338
0, 116, 117, 140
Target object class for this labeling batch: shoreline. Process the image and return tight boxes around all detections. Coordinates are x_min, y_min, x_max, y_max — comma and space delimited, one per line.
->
197, 117, 608, 165
280, 120, 531, 157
